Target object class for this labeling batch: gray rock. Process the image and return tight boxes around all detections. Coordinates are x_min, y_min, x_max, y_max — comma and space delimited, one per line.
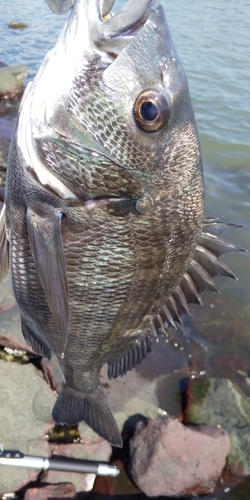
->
129, 417, 230, 497
0, 65, 28, 98
185, 377, 250, 475
0, 361, 55, 495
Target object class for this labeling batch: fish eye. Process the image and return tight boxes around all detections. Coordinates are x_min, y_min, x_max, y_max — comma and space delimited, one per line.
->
133, 90, 169, 132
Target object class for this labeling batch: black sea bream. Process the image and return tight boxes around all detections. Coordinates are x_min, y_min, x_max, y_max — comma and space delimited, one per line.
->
0, 0, 240, 446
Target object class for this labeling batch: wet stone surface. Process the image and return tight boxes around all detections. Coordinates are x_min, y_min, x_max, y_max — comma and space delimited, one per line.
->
184, 377, 250, 476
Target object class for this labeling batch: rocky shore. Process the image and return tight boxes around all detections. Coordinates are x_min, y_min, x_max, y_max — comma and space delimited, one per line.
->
1, 64, 250, 500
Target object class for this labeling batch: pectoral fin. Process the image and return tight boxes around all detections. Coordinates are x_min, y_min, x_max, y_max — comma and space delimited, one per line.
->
26, 207, 69, 354
21, 315, 52, 360
0, 204, 9, 283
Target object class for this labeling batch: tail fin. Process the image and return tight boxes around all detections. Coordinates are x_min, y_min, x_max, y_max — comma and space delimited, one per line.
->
52, 382, 122, 447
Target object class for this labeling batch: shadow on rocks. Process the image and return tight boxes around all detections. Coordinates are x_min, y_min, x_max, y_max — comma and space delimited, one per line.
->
112, 413, 148, 465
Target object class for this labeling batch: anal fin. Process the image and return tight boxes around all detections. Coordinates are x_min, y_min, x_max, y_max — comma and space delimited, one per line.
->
107, 336, 152, 380
21, 316, 52, 360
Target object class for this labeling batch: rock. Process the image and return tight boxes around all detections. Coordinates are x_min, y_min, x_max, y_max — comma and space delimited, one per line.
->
0, 65, 28, 99
24, 483, 76, 500
129, 417, 230, 497
9, 21, 28, 29
184, 377, 250, 476
0, 361, 55, 495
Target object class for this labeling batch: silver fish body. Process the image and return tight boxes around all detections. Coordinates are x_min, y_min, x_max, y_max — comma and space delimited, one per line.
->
1, 0, 239, 447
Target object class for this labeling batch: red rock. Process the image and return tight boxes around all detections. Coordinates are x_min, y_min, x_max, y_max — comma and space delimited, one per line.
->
24, 483, 76, 500
129, 417, 231, 497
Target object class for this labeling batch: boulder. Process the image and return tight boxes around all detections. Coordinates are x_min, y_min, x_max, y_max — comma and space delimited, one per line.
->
184, 377, 250, 475
129, 417, 230, 497
0, 65, 28, 99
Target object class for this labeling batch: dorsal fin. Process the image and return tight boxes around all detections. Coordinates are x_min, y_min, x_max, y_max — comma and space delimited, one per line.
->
151, 218, 245, 338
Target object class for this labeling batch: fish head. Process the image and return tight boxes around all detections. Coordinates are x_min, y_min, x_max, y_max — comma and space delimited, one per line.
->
19, 0, 204, 212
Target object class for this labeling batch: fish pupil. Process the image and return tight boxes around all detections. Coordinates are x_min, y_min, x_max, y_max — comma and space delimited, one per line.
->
140, 101, 158, 121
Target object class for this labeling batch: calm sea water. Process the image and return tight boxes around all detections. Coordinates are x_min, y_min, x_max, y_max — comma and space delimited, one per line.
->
1, 0, 250, 444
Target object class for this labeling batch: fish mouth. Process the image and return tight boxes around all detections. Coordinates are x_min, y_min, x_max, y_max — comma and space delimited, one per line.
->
92, 0, 160, 56
47, 0, 160, 56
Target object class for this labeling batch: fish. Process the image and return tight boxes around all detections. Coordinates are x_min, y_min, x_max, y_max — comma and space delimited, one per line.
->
0, 0, 242, 447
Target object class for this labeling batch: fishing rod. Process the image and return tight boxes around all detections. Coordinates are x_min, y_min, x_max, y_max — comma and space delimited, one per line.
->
0, 443, 119, 477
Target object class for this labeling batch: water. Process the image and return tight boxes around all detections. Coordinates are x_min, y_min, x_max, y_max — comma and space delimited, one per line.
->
0, 0, 250, 494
